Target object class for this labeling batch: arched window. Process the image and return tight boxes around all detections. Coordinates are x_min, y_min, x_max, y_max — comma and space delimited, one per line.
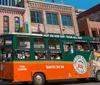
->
3, 16, 9, 33
15, 17, 20, 32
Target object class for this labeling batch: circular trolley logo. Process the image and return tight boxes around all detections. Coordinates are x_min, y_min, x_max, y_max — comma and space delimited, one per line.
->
73, 55, 87, 74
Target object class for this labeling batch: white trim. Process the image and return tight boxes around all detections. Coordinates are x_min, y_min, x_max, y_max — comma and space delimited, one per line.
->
6, 32, 43, 36
0, 5, 25, 12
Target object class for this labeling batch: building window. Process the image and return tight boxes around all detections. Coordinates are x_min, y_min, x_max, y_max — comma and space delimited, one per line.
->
46, 13, 58, 25
0, 0, 1, 5
12, 0, 15, 6
3, 16, 9, 33
30, 11, 42, 23
80, 31, 85, 36
92, 30, 97, 37
15, 17, 20, 32
9, 0, 11, 6
2, 0, 5, 5
5, 0, 8, 5
61, 15, 72, 26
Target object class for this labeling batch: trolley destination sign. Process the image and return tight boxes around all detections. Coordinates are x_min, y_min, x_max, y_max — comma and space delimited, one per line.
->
43, 34, 94, 40
0, 33, 99, 41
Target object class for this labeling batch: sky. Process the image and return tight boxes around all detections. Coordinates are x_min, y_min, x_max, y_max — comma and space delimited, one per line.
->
45, 0, 100, 10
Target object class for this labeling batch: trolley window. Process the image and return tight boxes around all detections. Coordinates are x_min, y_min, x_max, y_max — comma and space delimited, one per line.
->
75, 40, 89, 51
63, 42, 74, 54
48, 38, 60, 49
34, 38, 45, 48
17, 37, 30, 48
14, 50, 30, 60
90, 41, 100, 51
1, 36, 13, 61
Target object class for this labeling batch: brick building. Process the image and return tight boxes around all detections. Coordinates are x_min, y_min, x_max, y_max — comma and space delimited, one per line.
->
75, 9, 85, 16
77, 4, 100, 37
0, 5, 25, 33
20, 0, 79, 35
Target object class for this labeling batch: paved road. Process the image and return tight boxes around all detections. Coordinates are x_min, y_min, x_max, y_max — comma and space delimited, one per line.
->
0, 79, 99, 85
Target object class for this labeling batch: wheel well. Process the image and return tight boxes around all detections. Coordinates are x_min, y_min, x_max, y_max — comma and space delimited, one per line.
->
33, 72, 46, 80
95, 70, 100, 76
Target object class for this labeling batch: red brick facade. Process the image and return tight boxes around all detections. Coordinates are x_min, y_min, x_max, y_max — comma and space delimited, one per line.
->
0, 5, 25, 33
77, 4, 100, 37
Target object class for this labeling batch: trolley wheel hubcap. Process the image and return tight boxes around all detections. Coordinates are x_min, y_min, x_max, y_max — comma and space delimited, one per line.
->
34, 75, 43, 84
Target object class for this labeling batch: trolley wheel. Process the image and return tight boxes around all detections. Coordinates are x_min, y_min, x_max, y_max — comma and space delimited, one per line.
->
33, 73, 46, 85
96, 71, 100, 82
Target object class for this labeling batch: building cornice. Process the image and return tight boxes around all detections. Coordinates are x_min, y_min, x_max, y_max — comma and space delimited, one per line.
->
28, 1, 72, 12
0, 5, 25, 13
29, 0, 72, 8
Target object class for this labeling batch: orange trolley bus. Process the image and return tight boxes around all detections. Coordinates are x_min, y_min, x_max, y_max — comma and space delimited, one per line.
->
0, 33, 100, 85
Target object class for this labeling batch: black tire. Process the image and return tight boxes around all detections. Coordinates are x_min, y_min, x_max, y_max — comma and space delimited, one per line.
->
33, 73, 46, 85
22, 82, 29, 85
96, 71, 100, 82
78, 78, 87, 81
89, 78, 96, 81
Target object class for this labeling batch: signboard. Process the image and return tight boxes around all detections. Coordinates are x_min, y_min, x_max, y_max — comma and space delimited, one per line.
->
43, 34, 94, 40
